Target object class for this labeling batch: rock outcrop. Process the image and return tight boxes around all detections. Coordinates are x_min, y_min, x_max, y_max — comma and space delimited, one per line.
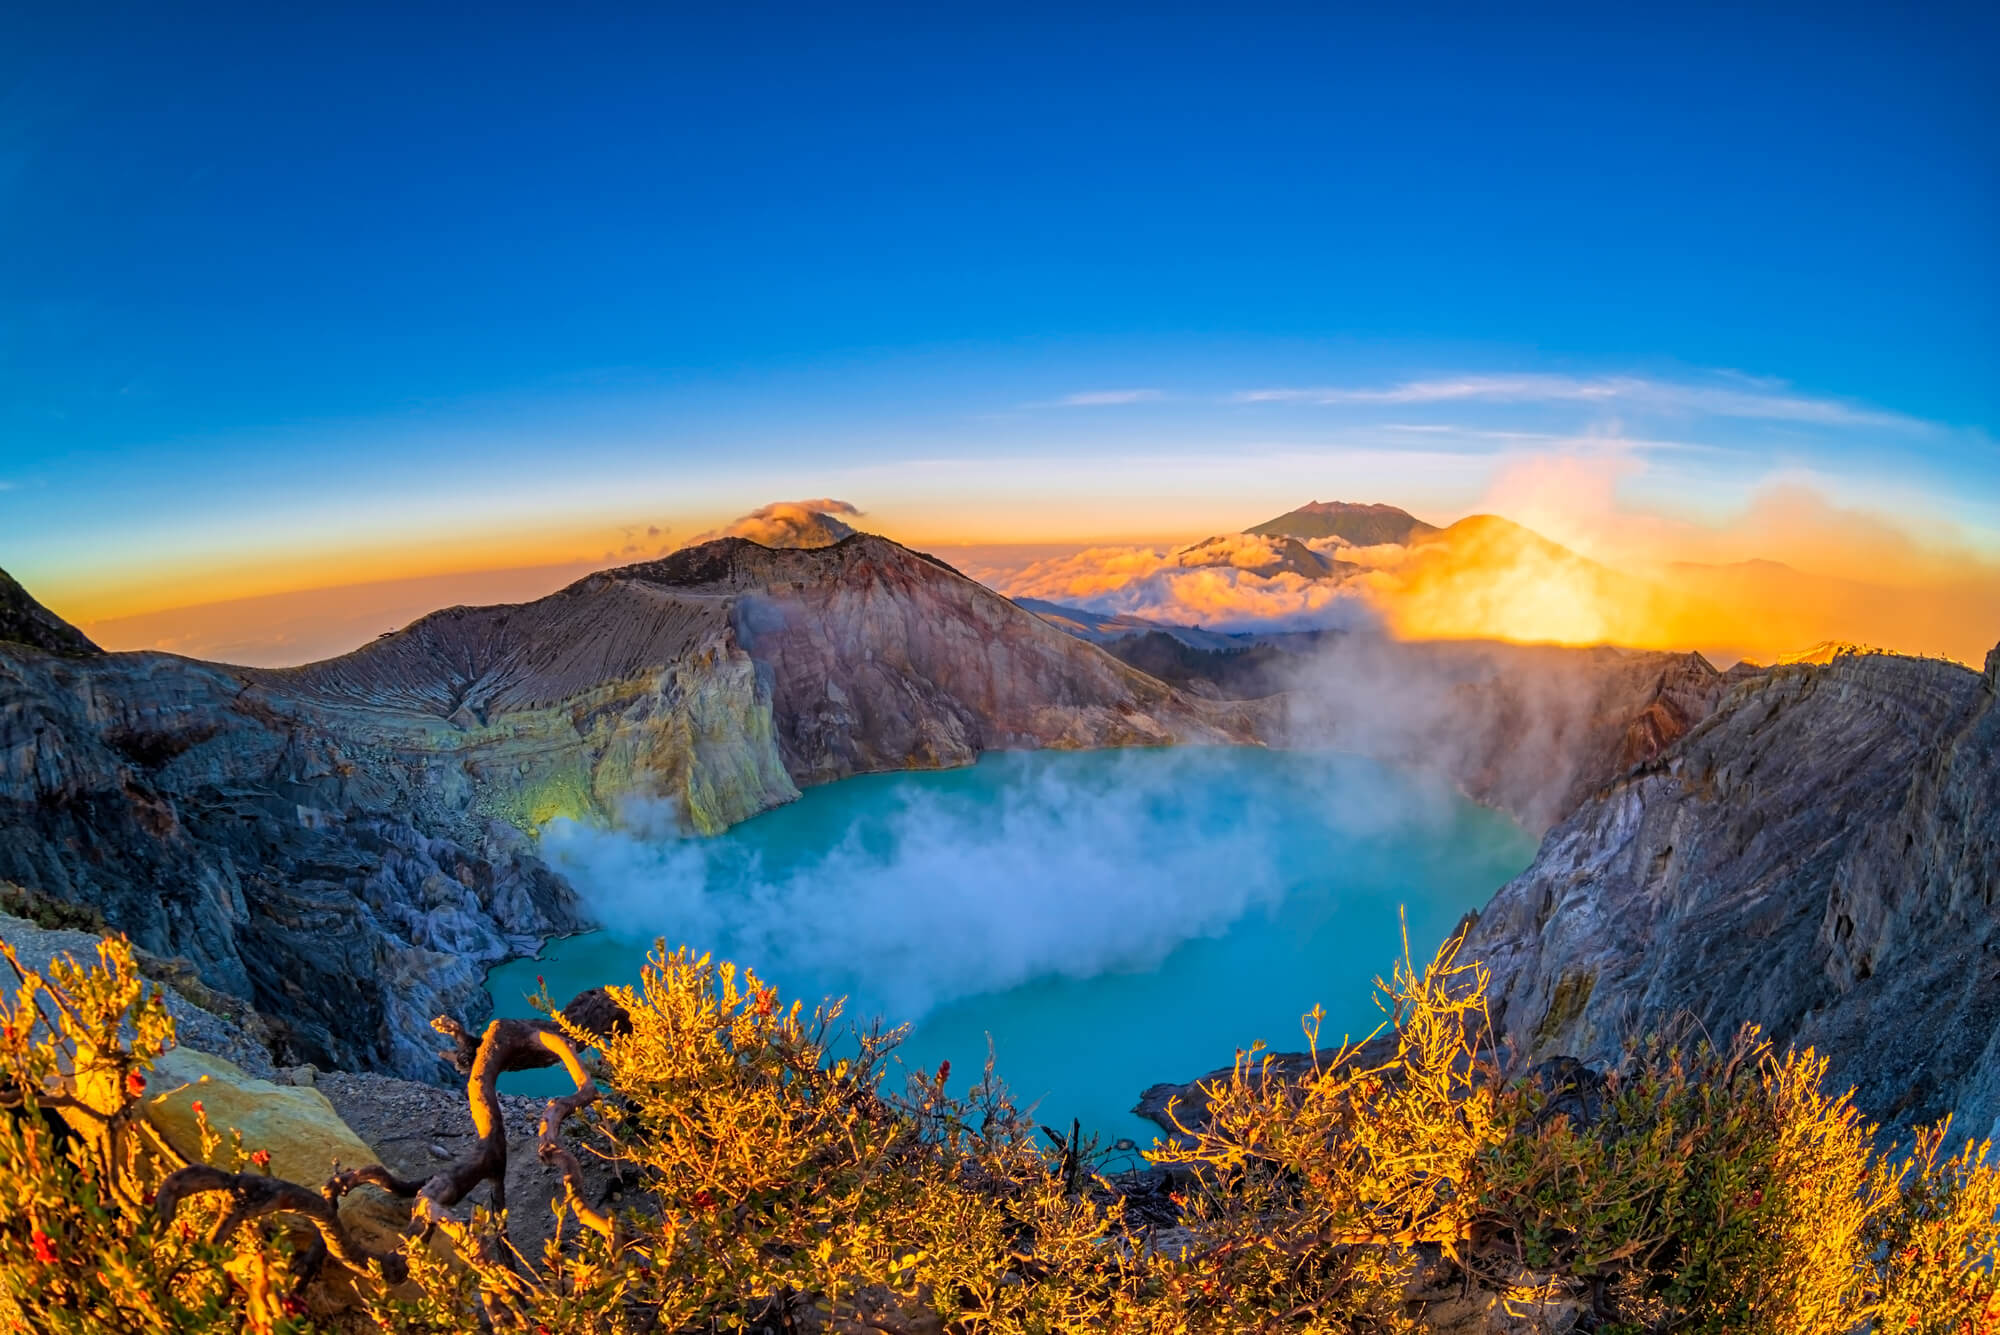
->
143, 1045, 412, 1256
1465, 644, 2000, 1139
0, 535, 1264, 1078
0, 567, 100, 657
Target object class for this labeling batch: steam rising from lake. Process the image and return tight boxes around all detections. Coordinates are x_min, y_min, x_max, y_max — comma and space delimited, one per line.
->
502, 749, 1536, 1136
534, 749, 1508, 1027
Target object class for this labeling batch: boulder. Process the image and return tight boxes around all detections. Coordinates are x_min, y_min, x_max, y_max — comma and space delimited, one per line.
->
144, 1046, 410, 1253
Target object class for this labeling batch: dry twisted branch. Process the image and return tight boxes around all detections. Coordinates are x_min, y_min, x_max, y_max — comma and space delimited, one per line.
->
153, 1162, 411, 1283
154, 988, 630, 1286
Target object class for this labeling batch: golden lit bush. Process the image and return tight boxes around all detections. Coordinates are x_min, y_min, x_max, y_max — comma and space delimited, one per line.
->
1151, 941, 2000, 1333
1, 931, 1995, 1334
0, 939, 314, 1333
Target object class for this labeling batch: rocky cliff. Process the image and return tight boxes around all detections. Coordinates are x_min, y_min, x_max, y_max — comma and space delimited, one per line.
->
0, 566, 101, 657
0, 535, 1263, 1078
1465, 644, 2000, 1140
1096, 630, 1738, 834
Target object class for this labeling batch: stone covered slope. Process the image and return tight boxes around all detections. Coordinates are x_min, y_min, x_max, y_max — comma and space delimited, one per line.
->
1466, 644, 2000, 1139
629, 535, 1269, 784
0, 536, 1262, 1079
0, 621, 584, 1077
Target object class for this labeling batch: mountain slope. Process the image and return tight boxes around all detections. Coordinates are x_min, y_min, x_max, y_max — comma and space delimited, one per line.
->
1248, 500, 1437, 546
0, 567, 100, 657
1276, 636, 1735, 832
0, 536, 1263, 1076
1466, 644, 2000, 1138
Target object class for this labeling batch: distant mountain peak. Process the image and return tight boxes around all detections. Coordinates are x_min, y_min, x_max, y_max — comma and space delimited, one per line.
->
0, 567, 100, 657
1247, 501, 1438, 547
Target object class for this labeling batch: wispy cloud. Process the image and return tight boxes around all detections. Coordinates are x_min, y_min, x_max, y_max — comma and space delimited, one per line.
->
1232, 373, 1930, 430
1052, 388, 1163, 407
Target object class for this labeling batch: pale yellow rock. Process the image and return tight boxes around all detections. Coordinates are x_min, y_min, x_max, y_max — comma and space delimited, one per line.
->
144, 1046, 411, 1253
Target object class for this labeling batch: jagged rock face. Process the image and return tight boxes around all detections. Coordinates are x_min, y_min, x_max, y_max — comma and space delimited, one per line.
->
0, 640, 585, 1076
0, 568, 100, 657
0, 536, 1265, 1078
1467, 646, 2000, 1139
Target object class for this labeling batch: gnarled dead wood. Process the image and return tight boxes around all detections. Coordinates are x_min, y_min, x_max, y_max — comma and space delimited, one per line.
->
162, 990, 622, 1288
154, 1162, 410, 1284
532, 1028, 614, 1243
432, 987, 630, 1077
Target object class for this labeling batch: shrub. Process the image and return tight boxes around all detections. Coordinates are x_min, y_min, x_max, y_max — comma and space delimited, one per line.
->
0, 931, 1994, 1333
0, 937, 313, 1333
1153, 941, 2000, 1333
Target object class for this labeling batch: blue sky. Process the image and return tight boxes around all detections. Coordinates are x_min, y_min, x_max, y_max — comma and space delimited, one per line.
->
2, 3, 1995, 615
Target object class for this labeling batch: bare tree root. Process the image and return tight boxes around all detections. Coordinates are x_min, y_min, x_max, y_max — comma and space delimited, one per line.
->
533, 1030, 615, 1243
431, 987, 631, 1078
154, 1162, 411, 1284
156, 989, 630, 1294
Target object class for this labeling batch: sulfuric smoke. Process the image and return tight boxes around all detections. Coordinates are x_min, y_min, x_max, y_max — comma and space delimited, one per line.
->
538, 749, 1460, 1024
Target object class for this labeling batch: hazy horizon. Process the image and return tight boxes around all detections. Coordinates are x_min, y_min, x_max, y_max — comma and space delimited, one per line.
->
7, 7, 1995, 662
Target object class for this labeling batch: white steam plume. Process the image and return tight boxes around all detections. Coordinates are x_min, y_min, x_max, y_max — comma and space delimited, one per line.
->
539, 749, 1458, 1023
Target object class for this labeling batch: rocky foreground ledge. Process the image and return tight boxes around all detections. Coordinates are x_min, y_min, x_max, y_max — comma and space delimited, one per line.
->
0, 908, 607, 1260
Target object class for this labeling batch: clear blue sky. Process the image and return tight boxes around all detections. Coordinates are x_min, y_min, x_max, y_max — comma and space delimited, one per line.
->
3, 3, 1995, 613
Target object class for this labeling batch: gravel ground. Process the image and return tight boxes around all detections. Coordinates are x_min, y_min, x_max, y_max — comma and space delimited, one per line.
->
318, 1068, 625, 1255
0, 911, 279, 1079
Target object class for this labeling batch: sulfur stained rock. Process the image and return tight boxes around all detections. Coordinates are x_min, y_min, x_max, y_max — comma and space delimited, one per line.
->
144, 1046, 410, 1253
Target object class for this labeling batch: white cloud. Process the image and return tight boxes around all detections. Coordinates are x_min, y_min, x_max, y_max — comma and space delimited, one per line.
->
997, 536, 1380, 633
1052, 389, 1163, 407
541, 751, 1452, 1025
693, 499, 862, 549
1232, 373, 1930, 430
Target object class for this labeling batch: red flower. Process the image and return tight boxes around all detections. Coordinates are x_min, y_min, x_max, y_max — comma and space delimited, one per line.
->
250, 1148, 272, 1170
30, 1229, 57, 1265
2, 1024, 14, 1043
537, 975, 545, 986
126, 1070, 147, 1099
189, 1099, 204, 1117
691, 1189, 716, 1211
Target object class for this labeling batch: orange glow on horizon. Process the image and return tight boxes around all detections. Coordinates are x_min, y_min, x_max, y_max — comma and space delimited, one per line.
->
34, 481, 2000, 673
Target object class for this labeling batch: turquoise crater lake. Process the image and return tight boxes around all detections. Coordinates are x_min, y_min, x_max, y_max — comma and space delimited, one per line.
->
487, 748, 1536, 1146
